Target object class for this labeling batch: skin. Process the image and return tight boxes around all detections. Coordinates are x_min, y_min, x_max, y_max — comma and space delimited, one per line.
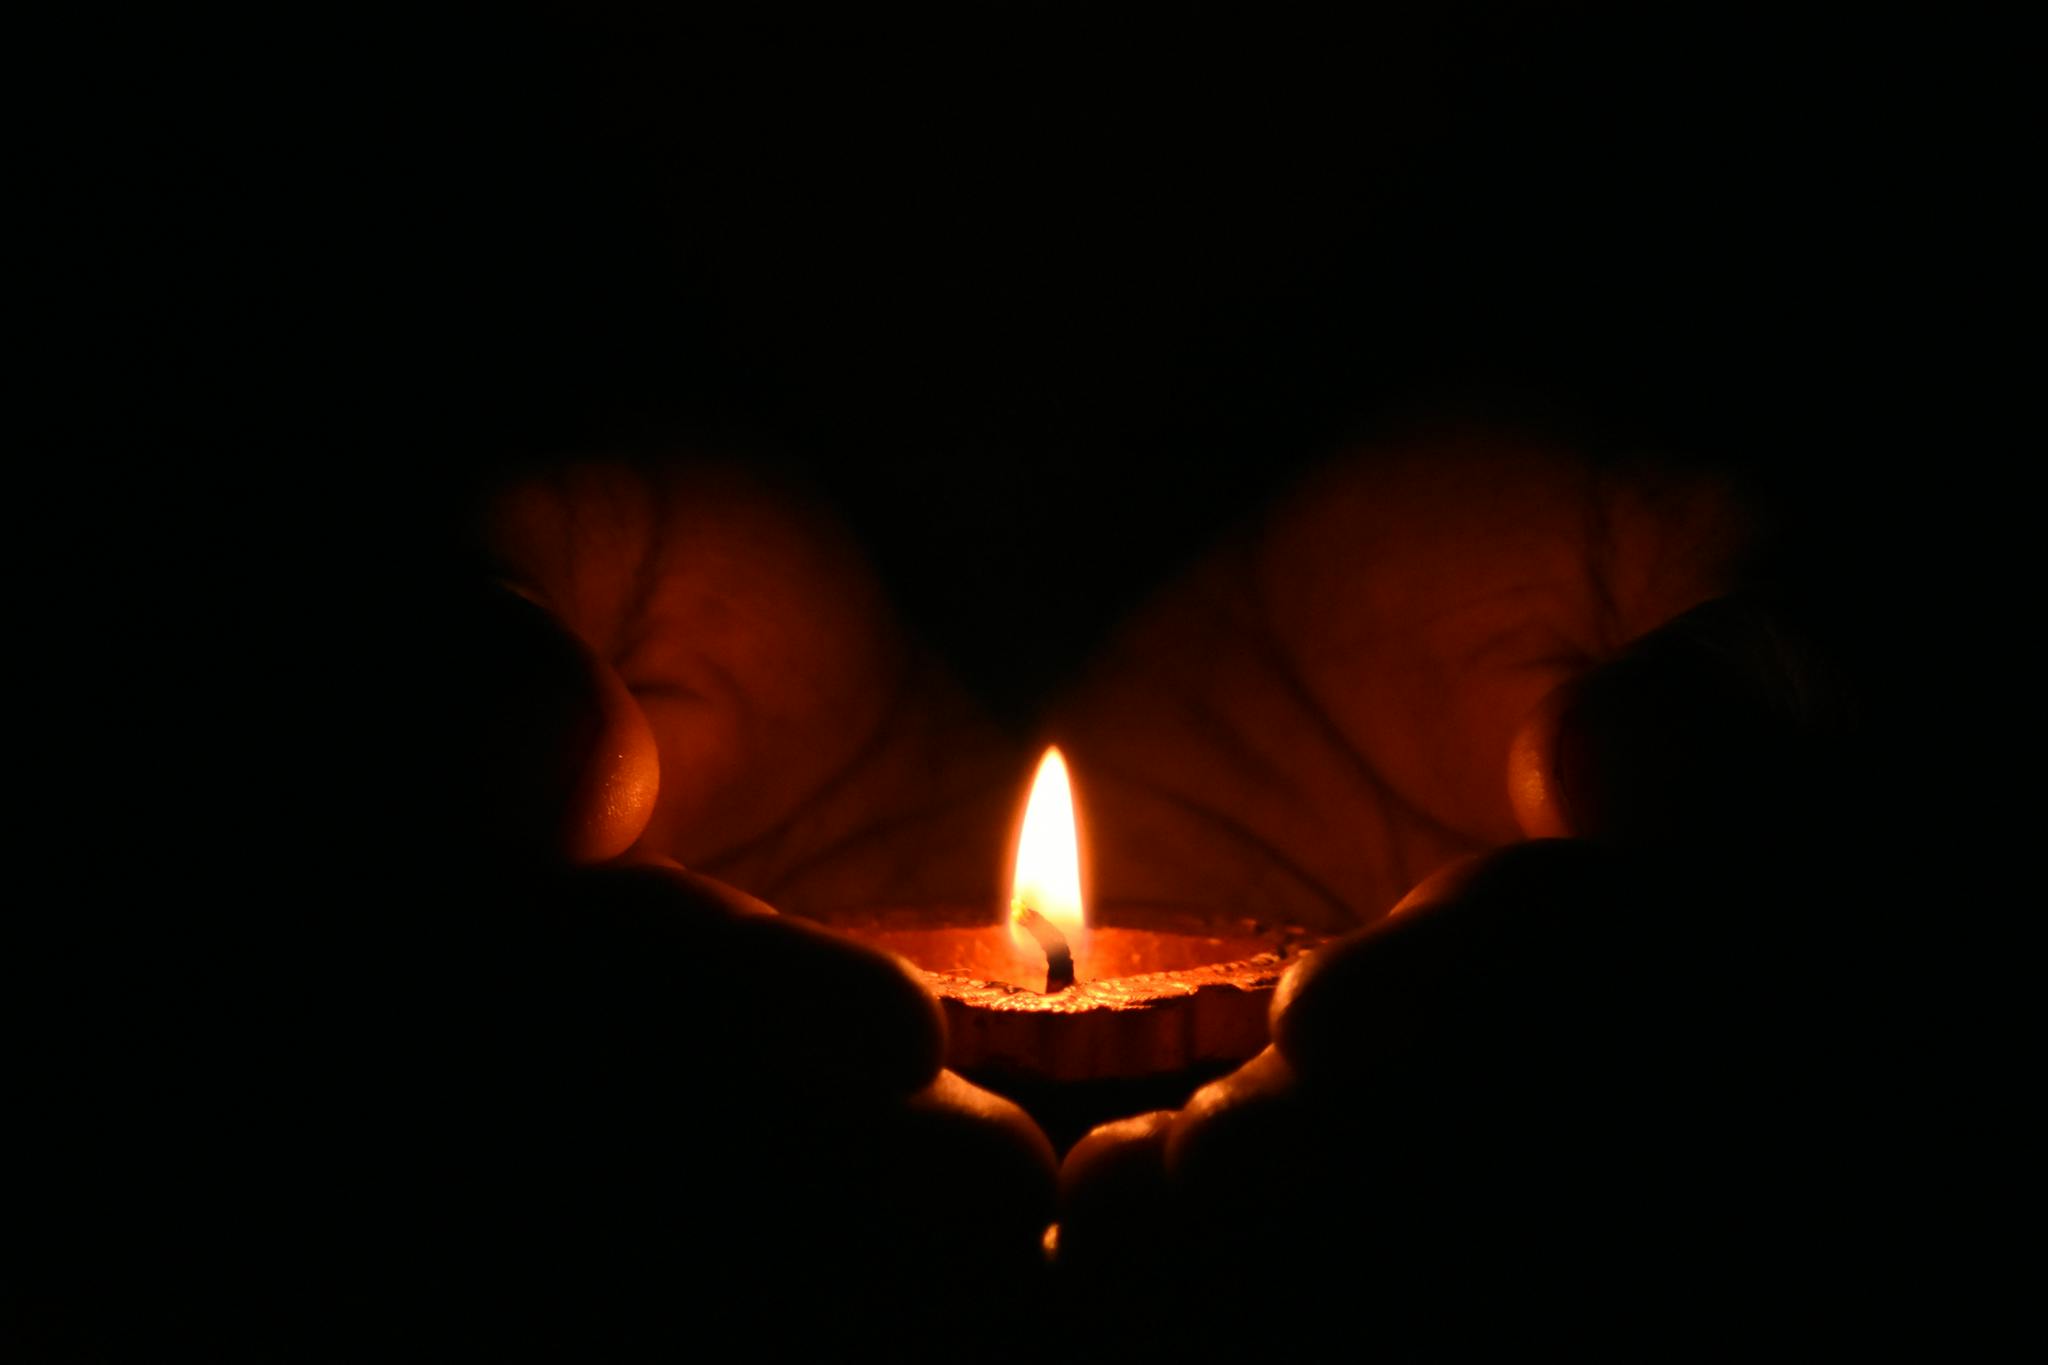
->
1048, 431, 1751, 928
277, 430, 1779, 1356
485, 433, 1752, 926
454, 469, 1059, 1351
484, 458, 1027, 915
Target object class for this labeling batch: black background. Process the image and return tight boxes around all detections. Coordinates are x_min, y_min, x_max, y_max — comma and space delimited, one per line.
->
19, 7, 2012, 1357
173, 2, 1953, 723
59, 0, 1972, 993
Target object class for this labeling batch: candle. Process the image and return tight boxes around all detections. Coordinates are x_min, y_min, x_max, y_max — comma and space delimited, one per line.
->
848, 747, 1324, 1108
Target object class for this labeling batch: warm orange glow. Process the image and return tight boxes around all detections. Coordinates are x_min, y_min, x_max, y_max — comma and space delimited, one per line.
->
1008, 746, 1086, 952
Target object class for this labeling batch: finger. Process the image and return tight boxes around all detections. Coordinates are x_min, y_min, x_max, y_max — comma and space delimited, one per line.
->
1254, 436, 1750, 853
1054, 434, 1751, 931
432, 1049, 1049, 1359
1053, 1111, 1180, 1348
1161, 1045, 1321, 1196
1219, 855, 1684, 1351
486, 458, 1029, 919
356, 865, 1035, 1359
1056, 1108, 1175, 1262
749, 1070, 1055, 1352
894, 1069, 1059, 1220
1269, 840, 1638, 1092
1157, 1050, 1347, 1348
1055, 1059, 1330, 1356
508, 861, 948, 1101
451, 580, 658, 864
486, 461, 904, 869
1060, 1108, 1175, 1222
1508, 593, 1851, 851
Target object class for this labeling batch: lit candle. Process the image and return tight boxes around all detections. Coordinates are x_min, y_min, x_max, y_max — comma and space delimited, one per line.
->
848, 746, 1324, 1098
1008, 747, 1084, 991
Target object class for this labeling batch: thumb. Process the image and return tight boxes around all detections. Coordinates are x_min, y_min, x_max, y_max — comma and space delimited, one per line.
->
1508, 594, 1852, 852
450, 580, 659, 864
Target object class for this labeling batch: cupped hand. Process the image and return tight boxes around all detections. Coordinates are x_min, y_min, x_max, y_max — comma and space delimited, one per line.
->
30, 507, 1059, 1361
422, 552, 1058, 1358
397, 852, 1057, 1360
1055, 837, 1874, 1357
481, 457, 1029, 916
1052, 429, 1756, 931
464, 436, 1839, 1359
477, 434, 1765, 930
1043, 431, 1883, 1354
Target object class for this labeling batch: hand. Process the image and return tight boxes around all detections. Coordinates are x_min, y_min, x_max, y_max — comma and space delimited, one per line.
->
474, 435, 1780, 928
1054, 829, 1905, 1356
449, 440, 1775, 1355
1050, 430, 1760, 930
1054, 843, 1711, 1355
36, 436, 1817, 1357
479, 457, 1030, 915
413, 509, 1056, 1358
1043, 430, 1891, 1353
380, 852, 1059, 1360
18, 484, 1059, 1361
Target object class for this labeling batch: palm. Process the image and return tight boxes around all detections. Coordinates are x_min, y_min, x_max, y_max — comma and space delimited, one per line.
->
1057, 434, 1748, 929
488, 459, 1029, 917
489, 437, 1748, 929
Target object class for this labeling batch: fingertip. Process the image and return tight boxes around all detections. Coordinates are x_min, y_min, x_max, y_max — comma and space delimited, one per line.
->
1055, 1110, 1176, 1279
1385, 843, 1532, 917
1060, 1109, 1175, 1206
1508, 681, 1577, 839
1274, 841, 1632, 1089
908, 1070, 1059, 1178
563, 656, 659, 863
719, 911, 950, 1097
1505, 595, 1845, 851
1162, 1046, 1312, 1198
1178, 1043, 1297, 1121
883, 1071, 1058, 1246
459, 582, 660, 866
522, 863, 945, 1102
614, 851, 778, 915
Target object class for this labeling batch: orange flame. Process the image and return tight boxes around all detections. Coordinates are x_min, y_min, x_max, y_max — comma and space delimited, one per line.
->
1007, 746, 1086, 952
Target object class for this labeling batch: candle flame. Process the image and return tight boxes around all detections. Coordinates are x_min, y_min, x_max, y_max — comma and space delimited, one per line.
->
1008, 746, 1086, 952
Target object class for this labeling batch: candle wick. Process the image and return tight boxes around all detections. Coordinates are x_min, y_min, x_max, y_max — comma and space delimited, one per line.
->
1012, 900, 1075, 993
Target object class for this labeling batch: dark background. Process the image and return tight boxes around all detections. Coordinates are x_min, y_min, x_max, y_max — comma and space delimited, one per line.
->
196, 2, 1949, 724
20, 8, 2009, 1357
